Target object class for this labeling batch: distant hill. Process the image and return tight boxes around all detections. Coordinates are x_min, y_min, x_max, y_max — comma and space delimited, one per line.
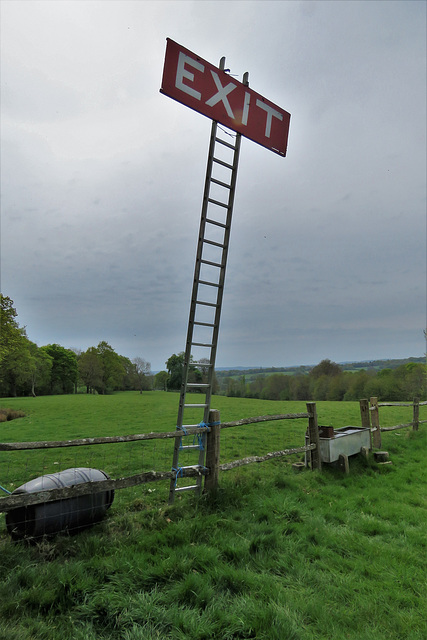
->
215, 356, 425, 379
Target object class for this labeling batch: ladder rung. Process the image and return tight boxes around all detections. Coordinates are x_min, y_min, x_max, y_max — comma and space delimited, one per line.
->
213, 157, 234, 170
196, 300, 218, 307
200, 258, 223, 268
184, 403, 208, 408
194, 321, 215, 327
186, 383, 210, 387
199, 279, 220, 288
192, 362, 213, 367
215, 136, 236, 150
207, 197, 228, 209
175, 485, 199, 493
191, 342, 213, 348
178, 423, 206, 429
206, 217, 227, 229
203, 238, 225, 248
179, 445, 201, 451
211, 177, 231, 190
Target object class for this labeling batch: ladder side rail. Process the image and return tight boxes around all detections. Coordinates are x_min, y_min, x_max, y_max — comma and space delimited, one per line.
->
202, 71, 248, 420
192, 121, 230, 491
176, 118, 219, 431
204, 130, 242, 422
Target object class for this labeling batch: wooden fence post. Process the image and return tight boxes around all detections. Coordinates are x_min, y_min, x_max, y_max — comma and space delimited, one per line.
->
413, 397, 419, 431
359, 398, 372, 449
204, 409, 221, 492
306, 402, 322, 471
370, 397, 381, 448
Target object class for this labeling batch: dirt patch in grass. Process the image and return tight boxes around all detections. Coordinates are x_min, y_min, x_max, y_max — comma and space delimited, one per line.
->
0, 408, 26, 422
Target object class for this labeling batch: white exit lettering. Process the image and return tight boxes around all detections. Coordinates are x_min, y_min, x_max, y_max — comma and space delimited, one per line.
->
175, 54, 282, 138
255, 100, 284, 138
176, 51, 204, 101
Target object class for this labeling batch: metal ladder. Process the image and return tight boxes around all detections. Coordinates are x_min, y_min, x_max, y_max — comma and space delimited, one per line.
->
168, 62, 248, 504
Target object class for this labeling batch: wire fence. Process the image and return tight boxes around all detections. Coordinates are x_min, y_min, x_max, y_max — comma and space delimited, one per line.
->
0, 407, 318, 539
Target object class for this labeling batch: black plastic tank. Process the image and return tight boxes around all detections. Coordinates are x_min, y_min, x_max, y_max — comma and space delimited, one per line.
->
6, 467, 114, 540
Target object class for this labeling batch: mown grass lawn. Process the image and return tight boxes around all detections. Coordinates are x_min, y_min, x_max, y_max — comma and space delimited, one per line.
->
0, 393, 426, 639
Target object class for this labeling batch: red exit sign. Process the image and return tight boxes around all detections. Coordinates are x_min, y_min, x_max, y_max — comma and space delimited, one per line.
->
160, 39, 291, 157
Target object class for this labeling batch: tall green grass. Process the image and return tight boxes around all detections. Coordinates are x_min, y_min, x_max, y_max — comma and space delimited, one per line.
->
0, 393, 426, 639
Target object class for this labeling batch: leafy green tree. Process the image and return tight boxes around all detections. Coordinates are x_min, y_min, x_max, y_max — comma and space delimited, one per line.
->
310, 359, 342, 379
0, 295, 35, 396
132, 357, 152, 393
260, 373, 290, 401
343, 370, 373, 401
165, 352, 202, 391
290, 374, 310, 400
154, 370, 168, 391
225, 376, 247, 398
96, 341, 125, 393
1, 338, 33, 397
166, 353, 185, 390
41, 344, 78, 394
398, 363, 426, 400
311, 375, 329, 400
375, 368, 402, 401
28, 341, 53, 397
248, 375, 266, 399
326, 373, 348, 401
78, 347, 104, 393
0, 294, 22, 363
120, 356, 136, 391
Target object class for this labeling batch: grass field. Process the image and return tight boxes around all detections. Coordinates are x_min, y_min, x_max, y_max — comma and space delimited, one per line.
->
0, 392, 426, 639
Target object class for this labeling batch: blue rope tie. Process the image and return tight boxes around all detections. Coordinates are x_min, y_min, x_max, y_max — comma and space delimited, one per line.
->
172, 466, 184, 488
177, 426, 188, 450
176, 426, 188, 435
209, 421, 221, 426
0, 484, 11, 495
193, 434, 205, 450
194, 421, 211, 450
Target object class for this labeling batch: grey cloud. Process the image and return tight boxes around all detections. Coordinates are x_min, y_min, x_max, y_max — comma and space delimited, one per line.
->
1, 1, 425, 370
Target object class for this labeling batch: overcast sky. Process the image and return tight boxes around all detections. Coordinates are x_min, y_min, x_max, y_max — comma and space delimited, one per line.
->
1, 0, 425, 371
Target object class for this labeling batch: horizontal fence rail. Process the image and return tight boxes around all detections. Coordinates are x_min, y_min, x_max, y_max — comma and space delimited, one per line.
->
0, 467, 208, 512
219, 444, 316, 471
0, 426, 210, 451
377, 401, 427, 408
220, 413, 311, 428
0, 408, 318, 514
0, 414, 312, 452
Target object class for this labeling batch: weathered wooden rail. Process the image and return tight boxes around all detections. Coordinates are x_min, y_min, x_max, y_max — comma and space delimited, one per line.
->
359, 397, 426, 448
0, 404, 320, 513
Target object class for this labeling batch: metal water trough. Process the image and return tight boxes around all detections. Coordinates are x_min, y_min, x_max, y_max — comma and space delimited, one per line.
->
6, 468, 114, 541
318, 426, 371, 463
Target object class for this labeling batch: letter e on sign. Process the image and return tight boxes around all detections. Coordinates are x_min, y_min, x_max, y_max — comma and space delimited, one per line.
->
160, 39, 291, 156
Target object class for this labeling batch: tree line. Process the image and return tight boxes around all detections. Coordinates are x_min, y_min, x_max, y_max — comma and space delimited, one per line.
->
218, 358, 426, 402
1, 295, 425, 401
0, 295, 152, 397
